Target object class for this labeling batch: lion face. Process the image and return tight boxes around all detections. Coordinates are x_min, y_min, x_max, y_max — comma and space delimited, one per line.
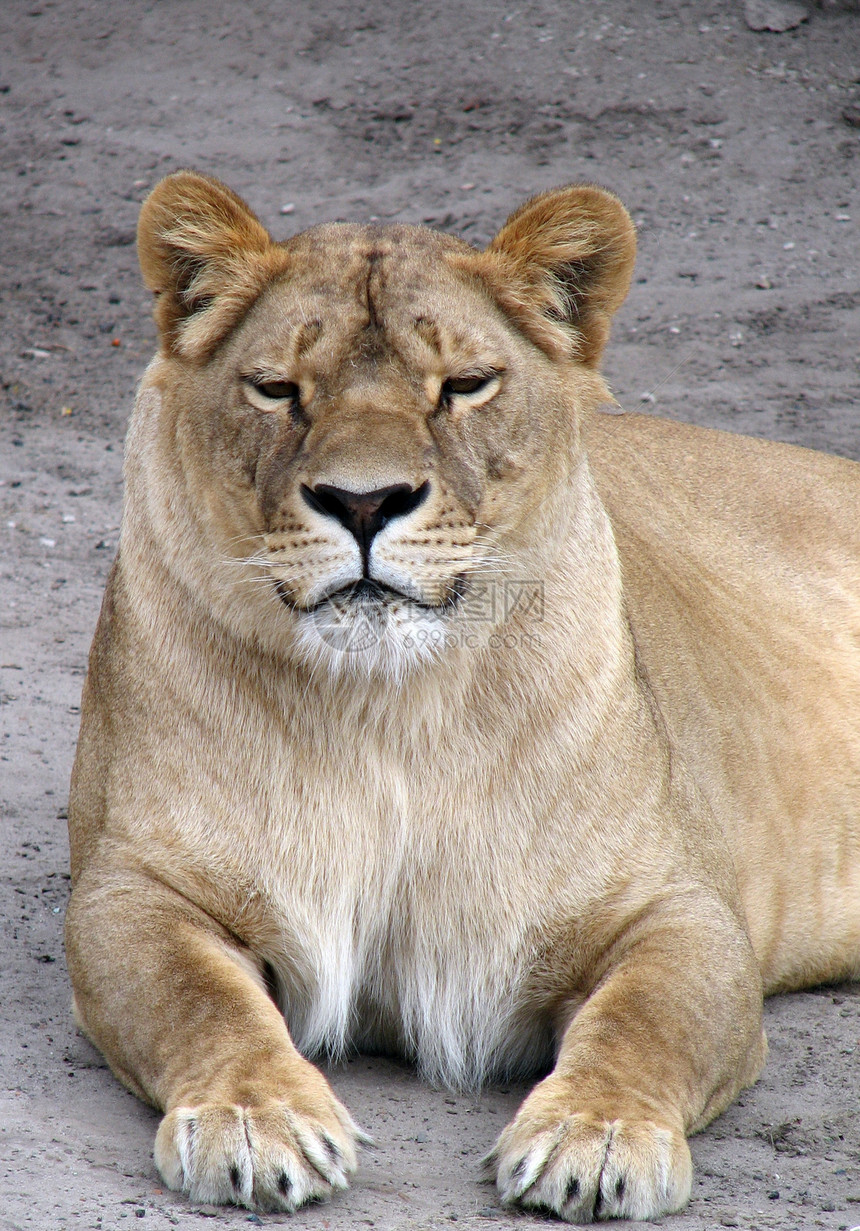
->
135, 174, 635, 677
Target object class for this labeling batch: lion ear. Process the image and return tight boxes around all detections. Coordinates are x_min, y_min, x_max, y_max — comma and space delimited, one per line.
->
482, 185, 636, 366
137, 171, 285, 359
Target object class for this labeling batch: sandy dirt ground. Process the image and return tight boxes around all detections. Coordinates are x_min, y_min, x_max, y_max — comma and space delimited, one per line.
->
2, 2, 860, 1229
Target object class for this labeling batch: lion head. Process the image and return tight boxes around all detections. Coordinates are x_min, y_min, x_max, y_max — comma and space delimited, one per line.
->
132, 172, 635, 679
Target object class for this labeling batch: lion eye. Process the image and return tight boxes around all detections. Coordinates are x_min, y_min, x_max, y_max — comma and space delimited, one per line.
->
443, 374, 493, 399
251, 379, 300, 402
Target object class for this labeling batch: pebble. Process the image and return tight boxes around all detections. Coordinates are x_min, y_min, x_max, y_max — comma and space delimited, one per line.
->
39, 537, 56, 547
280, 202, 295, 214
743, 0, 809, 31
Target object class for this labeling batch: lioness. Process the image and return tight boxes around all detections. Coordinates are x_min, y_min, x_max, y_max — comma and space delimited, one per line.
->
66, 171, 860, 1223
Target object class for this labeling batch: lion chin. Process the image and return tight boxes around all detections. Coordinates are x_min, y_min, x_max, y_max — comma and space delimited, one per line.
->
292, 582, 454, 681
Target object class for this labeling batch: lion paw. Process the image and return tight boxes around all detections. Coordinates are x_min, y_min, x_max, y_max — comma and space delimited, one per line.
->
155, 1095, 365, 1211
487, 1097, 692, 1223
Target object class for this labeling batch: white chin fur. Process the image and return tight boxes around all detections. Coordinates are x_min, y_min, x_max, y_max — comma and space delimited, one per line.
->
291, 597, 451, 683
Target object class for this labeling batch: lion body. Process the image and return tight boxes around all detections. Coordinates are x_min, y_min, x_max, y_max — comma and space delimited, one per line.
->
590, 413, 860, 993
66, 173, 860, 1222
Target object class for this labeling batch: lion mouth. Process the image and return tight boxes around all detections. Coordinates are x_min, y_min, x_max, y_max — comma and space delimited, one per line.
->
276, 576, 466, 616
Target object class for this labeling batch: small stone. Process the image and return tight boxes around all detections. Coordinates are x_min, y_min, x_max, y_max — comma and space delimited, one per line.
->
280, 203, 295, 214
246, 1217, 264, 1227
98, 226, 136, 248
842, 105, 860, 129
756, 276, 772, 289
743, 0, 809, 31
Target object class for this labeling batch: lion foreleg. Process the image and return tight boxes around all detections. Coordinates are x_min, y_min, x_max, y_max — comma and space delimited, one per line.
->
487, 895, 766, 1223
64, 872, 365, 1211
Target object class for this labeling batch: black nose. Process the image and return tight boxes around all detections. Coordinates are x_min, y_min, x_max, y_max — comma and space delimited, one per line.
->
301, 481, 429, 555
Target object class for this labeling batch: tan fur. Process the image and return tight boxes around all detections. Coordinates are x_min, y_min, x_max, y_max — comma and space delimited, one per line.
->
66, 171, 860, 1222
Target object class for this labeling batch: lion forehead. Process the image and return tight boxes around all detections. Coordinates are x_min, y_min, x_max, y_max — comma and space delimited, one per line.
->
242, 222, 502, 365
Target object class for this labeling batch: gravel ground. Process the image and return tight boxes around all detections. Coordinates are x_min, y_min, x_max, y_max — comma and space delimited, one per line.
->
1, 2, 859, 1229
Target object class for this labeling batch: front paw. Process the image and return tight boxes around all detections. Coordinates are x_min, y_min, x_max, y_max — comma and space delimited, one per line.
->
486, 1080, 692, 1223
155, 1087, 365, 1211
